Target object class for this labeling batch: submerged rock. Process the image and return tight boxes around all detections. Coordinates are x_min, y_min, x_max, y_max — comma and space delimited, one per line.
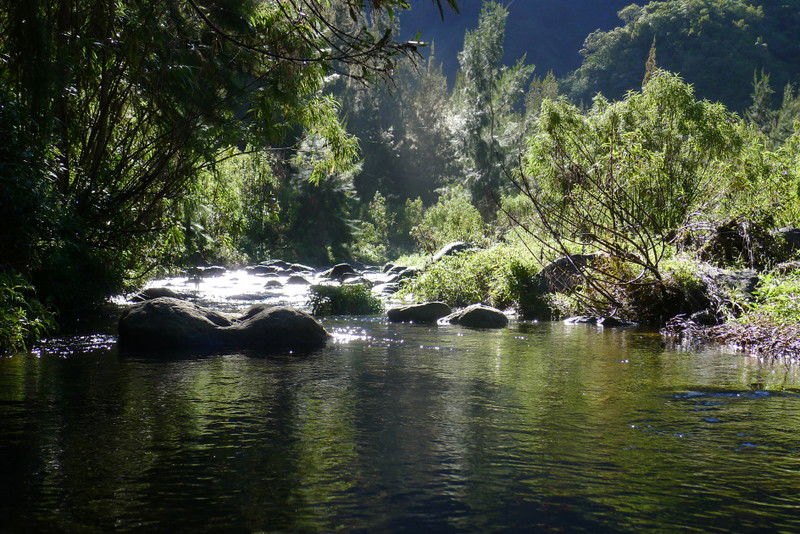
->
444, 304, 508, 329
387, 302, 452, 324
118, 297, 329, 352
564, 316, 636, 327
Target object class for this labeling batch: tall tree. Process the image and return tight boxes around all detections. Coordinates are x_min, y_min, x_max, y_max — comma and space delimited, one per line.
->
447, 1, 533, 217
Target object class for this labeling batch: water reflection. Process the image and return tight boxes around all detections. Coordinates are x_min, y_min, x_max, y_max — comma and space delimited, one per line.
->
2, 320, 800, 531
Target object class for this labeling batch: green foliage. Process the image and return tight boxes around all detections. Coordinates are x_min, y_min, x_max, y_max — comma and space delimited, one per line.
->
338, 53, 455, 207
0, 0, 441, 313
308, 284, 383, 316
401, 245, 542, 309
546, 253, 709, 325
568, 0, 800, 111
0, 272, 55, 354
524, 72, 744, 282
446, 1, 534, 216
411, 188, 485, 253
747, 71, 777, 134
739, 271, 800, 326
352, 192, 393, 263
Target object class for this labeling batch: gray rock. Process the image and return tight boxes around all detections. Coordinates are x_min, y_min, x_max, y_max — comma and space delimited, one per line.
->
286, 275, 311, 285
430, 242, 474, 264
119, 297, 232, 347
776, 227, 800, 250
322, 263, 359, 281
444, 304, 508, 328
342, 275, 373, 288
387, 302, 452, 324
118, 298, 329, 352
130, 287, 191, 302
225, 305, 330, 351
247, 265, 283, 275
388, 265, 406, 275
264, 280, 283, 289
288, 263, 314, 273
535, 253, 600, 293
397, 266, 421, 280
200, 266, 226, 278
597, 316, 636, 327
260, 259, 292, 269
383, 262, 396, 273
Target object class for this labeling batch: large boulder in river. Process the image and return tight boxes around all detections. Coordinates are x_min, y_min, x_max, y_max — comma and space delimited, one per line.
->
286, 275, 311, 285
119, 298, 232, 347
118, 297, 329, 352
443, 304, 508, 329
387, 302, 452, 324
225, 305, 330, 351
322, 263, 359, 281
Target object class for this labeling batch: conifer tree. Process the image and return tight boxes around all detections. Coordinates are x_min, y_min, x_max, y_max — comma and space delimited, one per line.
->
643, 38, 657, 87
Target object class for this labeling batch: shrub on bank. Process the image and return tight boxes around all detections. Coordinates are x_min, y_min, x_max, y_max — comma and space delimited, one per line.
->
400, 245, 543, 310
0, 272, 55, 353
739, 271, 800, 326
308, 284, 383, 316
547, 254, 709, 325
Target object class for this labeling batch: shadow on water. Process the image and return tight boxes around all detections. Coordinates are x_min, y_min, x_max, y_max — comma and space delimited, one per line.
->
3, 316, 800, 531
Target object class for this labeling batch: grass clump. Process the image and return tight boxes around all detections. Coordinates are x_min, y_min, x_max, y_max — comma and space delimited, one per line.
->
308, 284, 383, 316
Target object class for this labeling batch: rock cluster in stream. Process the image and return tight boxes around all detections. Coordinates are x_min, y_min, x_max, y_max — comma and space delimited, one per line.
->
119, 297, 329, 352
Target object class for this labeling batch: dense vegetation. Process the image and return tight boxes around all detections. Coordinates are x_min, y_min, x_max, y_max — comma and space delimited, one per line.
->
2, 0, 800, 351
568, 0, 800, 111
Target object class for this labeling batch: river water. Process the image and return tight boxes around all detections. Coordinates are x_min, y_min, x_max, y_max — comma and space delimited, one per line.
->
2, 269, 800, 532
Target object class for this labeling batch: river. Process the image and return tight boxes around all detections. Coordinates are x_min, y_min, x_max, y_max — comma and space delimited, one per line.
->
2, 268, 800, 531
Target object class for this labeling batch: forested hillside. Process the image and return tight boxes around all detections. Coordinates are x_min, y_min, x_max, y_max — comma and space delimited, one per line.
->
400, 0, 633, 78
568, 0, 800, 110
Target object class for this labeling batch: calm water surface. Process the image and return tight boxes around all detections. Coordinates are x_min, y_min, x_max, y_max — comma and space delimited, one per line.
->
2, 273, 800, 532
